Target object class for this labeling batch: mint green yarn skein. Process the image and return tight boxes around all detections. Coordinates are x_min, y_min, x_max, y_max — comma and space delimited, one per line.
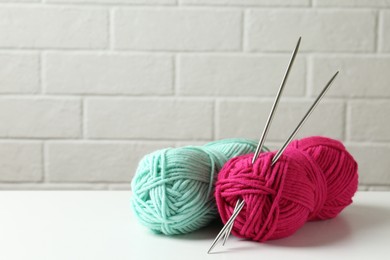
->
131, 138, 267, 235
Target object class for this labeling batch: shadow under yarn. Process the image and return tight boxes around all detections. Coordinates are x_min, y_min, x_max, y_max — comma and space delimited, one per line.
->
154, 219, 224, 241
154, 203, 390, 243
265, 213, 352, 247
219, 203, 390, 254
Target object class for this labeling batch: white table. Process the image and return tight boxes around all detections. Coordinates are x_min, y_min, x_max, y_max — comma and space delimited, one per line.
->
0, 191, 389, 260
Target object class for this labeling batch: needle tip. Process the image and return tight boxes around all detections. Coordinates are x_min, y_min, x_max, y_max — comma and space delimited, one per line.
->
332, 71, 340, 80
296, 37, 302, 47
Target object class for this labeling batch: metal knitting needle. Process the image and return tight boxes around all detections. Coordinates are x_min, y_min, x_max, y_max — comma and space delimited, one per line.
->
220, 37, 301, 246
222, 199, 241, 246
271, 71, 339, 164
207, 71, 339, 254
252, 36, 301, 164
207, 199, 245, 254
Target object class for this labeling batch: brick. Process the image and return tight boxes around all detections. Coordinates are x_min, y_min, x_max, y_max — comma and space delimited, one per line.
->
380, 11, 390, 52
114, 9, 241, 51
48, 0, 174, 3
0, 184, 108, 190
0, 142, 42, 182
45, 53, 173, 95
175, 141, 209, 147
349, 101, 390, 141
180, 0, 309, 6
347, 144, 390, 185
358, 185, 368, 191
0, 7, 107, 49
47, 141, 173, 182
368, 186, 390, 191
0, 98, 80, 138
0, 53, 39, 94
314, 0, 390, 7
86, 98, 213, 139
262, 142, 282, 152
246, 10, 375, 52
108, 184, 131, 190
178, 55, 305, 97
311, 57, 390, 98
0, 0, 39, 2
217, 100, 344, 141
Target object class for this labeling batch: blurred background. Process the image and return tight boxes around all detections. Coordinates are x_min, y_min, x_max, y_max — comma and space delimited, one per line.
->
0, 0, 389, 190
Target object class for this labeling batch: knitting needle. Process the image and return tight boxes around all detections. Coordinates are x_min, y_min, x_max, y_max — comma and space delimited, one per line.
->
222, 199, 241, 246
271, 71, 339, 164
207, 71, 339, 254
221, 36, 301, 245
207, 199, 245, 254
252, 36, 301, 164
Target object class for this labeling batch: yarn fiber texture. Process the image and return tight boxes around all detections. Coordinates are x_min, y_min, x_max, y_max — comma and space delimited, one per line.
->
215, 136, 358, 242
131, 138, 267, 235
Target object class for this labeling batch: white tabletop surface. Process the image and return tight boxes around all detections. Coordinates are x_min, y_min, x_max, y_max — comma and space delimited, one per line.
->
0, 191, 389, 260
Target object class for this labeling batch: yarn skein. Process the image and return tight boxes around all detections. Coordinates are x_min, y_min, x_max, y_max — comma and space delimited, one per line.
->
215, 136, 358, 242
131, 138, 268, 235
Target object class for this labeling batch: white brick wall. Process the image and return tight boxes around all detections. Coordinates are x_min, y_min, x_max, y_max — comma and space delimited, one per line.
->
45, 53, 173, 95
46, 141, 173, 182
178, 55, 306, 96
246, 10, 376, 52
0, 1, 389, 191
113, 9, 242, 51
216, 100, 344, 140
0, 7, 108, 49
86, 98, 214, 139
0, 53, 39, 94
0, 98, 80, 138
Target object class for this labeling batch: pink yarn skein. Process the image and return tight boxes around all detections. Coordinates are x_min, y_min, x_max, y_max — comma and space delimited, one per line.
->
215, 136, 358, 242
